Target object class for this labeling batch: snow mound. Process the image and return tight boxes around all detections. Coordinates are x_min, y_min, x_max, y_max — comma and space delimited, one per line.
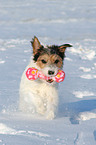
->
73, 91, 94, 98
80, 74, 96, 79
79, 67, 91, 72
0, 123, 16, 135
69, 46, 96, 60
0, 59, 5, 64
79, 112, 96, 121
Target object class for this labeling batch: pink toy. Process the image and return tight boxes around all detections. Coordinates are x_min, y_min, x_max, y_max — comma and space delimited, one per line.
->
26, 67, 65, 83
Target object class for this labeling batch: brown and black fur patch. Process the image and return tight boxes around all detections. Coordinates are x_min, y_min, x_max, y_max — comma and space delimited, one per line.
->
36, 53, 63, 69
48, 45, 65, 60
31, 36, 72, 63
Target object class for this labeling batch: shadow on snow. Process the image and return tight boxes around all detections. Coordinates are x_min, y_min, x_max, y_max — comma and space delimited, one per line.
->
58, 99, 96, 124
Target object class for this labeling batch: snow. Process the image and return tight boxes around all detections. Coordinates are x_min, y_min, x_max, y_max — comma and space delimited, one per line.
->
80, 74, 96, 79
0, 123, 16, 135
73, 91, 94, 98
79, 112, 96, 121
69, 46, 96, 60
0, 0, 96, 144
79, 67, 91, 72
0, 60, 5, 64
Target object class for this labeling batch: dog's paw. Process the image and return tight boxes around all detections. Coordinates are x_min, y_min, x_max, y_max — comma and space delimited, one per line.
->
46, 111, 55, 120
37, 107, 46, 116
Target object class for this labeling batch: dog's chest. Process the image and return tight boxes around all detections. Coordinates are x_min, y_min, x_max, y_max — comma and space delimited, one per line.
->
29, 80, 57, 99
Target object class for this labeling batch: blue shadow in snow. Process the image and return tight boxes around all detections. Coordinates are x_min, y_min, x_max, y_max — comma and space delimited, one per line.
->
93, 130, 96, 141
58, 99, 96, 124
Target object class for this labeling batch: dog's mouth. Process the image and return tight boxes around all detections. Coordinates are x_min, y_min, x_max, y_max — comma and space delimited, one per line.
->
46, 79, 54, 83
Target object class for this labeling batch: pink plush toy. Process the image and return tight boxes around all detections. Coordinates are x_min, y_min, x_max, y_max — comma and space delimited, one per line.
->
26, 67, 65, 83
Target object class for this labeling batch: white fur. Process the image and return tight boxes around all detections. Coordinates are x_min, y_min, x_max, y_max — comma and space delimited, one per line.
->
19, 58, 59, 120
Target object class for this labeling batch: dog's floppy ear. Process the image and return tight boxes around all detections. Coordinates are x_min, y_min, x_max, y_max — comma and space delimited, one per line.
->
58, 44, 72, 53
31, 36, 41, 54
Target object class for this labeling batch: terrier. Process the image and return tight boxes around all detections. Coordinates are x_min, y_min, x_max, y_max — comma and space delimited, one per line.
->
19, 36, 72, 119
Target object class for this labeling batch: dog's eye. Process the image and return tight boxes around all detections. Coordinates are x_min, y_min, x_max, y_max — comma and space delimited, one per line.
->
54, 59, 59, 64
41, 59, 47, 64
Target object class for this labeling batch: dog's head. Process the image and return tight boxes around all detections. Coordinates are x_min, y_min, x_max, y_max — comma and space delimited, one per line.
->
31, 36, 72, 78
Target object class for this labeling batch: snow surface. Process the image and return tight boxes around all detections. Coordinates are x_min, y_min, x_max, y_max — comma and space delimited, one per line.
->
0, 0, 96, 144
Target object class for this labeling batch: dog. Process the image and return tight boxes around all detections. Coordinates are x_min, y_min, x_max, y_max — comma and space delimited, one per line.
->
19, 36, 72, 119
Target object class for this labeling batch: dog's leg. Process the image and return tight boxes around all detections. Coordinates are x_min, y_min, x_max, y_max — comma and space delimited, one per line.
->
46, 89, 58, 120
46, 98, 58, 120
20, 91, 46, 115
19, 91, 37, 113
33, 95, 46, 115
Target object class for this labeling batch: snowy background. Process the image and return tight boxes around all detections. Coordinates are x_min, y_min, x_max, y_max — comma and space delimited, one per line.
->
0, 0, 96, 144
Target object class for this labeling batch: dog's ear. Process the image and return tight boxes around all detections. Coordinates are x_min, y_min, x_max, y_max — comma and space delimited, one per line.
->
58, 44, 72, 53
31, 36, 41, 54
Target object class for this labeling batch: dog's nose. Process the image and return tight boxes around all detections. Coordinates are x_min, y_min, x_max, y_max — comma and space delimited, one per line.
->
48, 70, 55, 75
